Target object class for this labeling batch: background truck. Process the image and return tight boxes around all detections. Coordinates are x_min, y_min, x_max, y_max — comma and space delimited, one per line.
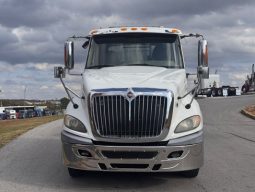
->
54, 26, 209, 178
5, 109, 16, 119
198, 74, 240, 97
242, 64, 255, 93
0, 107, 6, 120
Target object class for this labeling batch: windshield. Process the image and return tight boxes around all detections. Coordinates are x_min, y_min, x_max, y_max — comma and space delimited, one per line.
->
86, 33, 183, 69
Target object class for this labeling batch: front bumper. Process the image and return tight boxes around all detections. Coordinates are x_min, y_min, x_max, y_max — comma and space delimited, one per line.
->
61, 131, 203, 172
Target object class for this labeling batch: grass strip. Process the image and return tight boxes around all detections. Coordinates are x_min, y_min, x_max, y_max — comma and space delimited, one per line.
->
0, 115, 63, 148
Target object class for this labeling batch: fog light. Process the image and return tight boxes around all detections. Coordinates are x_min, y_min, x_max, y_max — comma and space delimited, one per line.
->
152, 164, 161, 171
98, 163, 107, 170
168, 151, 183, 158
78, 149, 92, 157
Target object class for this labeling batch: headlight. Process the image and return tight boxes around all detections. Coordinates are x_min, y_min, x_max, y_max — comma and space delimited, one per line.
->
175, 115, 201, 133
64, 115, 87, 133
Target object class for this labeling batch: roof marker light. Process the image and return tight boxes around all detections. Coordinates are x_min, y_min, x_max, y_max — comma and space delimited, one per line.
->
131, 27, 138, 30
120, 27, 127, 31
90, 30, 98, 35
141, 27, 148, 31
171, 28, 180, 33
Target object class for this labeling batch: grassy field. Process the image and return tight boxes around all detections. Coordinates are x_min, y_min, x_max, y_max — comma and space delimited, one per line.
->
0, 115, 63, 148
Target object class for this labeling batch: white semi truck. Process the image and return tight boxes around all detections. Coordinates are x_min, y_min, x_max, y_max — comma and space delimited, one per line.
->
5, 109, 16, 119
54, 26, 209, 178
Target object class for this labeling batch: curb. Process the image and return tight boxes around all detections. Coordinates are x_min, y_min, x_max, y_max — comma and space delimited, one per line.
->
241, 108, 255, 120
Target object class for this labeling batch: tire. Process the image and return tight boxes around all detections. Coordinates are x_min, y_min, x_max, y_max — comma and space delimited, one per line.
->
180, 168, 199, 178
217, 89, 222, 96
211, 90, 216, 97
68, 168, 84, 178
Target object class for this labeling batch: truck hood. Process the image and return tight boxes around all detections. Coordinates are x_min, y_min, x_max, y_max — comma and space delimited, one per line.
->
83, 66, 187, 97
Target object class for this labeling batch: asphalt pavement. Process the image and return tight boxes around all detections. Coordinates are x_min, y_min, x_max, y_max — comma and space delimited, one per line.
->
0, 95, 254, 192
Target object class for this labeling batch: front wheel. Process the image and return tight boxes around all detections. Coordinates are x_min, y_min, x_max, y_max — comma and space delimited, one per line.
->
180, 168, 199, 178
68, 168, 84, 177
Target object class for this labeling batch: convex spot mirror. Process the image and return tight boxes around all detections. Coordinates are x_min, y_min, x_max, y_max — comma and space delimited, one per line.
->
82, 41, 89, 49
54, 67, 65, 78
198, 39, 209, 79
64, 41, 74, 70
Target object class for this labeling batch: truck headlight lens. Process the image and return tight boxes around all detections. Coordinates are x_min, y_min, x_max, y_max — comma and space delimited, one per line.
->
175, 115, 201, 133
64, 115, 87, 133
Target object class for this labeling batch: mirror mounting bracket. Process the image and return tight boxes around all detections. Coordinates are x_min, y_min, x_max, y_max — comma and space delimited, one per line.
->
178, 80, 201, 109
54, 67, 84, 109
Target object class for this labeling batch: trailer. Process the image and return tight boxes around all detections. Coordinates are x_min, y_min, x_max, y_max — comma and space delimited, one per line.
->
198, 74, 239, 97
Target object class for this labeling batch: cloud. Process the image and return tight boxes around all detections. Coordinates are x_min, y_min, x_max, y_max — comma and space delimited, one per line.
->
0, 24, 18, 44
0, 0, 69, 28
231, 73, 247, 81
34, 63, 50, 71
0, 0, 255, 99
39, 85, 49, 90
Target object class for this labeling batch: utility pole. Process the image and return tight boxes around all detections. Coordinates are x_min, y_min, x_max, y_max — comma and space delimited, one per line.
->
24, 86, 27, 110
0, 89, 2, 107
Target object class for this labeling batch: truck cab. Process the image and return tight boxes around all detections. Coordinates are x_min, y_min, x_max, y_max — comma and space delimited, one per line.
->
55, 26, 209, 177
5, 109, 16, 119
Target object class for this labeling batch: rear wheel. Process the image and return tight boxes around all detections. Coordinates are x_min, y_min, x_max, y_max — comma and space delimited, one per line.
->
217, 88, 222, 96
68, 168, 84, 177
211, 90, 216, 97
242, 86, 247, 93
181, 168, 199, 178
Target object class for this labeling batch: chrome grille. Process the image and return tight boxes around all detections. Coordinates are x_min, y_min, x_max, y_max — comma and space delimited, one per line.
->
90, 90, 169, 138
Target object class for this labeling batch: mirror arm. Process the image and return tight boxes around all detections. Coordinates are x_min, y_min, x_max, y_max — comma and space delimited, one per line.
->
181, 33, 204, 40
59, 73, 83, 109
178, 80, 201, 109
178, 82, 199, 100
67, 35, 90, 41
185, 76, 202, 109
184, 88, 197, 109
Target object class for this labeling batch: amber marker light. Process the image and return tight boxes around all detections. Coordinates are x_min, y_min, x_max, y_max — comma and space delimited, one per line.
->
171, 28, 180, 33
141, 27, 148, 31
131, 27, 138, 30
120, 27, 127, 31
90, 30, 98, 35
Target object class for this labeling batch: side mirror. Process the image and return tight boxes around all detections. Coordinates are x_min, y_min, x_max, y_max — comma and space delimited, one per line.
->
64, 41, 74, 70
198, 39, 209, 79
82, 41, 89, 49
54, 67, 65, 78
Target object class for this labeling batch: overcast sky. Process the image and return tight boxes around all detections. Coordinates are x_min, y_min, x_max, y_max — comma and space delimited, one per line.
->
0, 0, 255, 99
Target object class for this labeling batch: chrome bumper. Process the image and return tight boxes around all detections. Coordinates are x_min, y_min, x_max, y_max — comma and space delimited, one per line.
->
61, 131, 203, 172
